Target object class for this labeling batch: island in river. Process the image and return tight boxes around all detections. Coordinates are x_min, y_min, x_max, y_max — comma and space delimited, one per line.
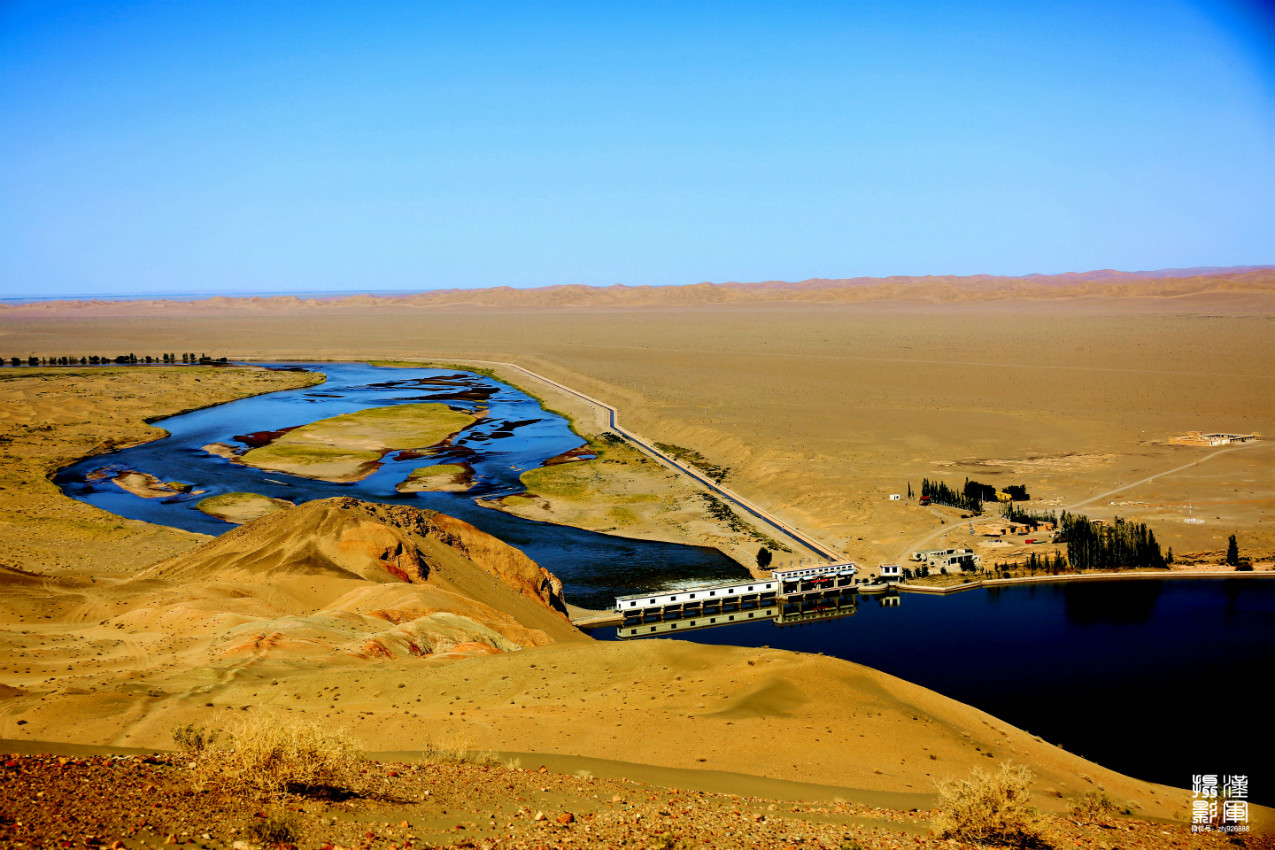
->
204, 401, 479, 483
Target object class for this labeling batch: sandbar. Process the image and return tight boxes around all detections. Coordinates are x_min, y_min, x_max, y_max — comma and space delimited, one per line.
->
195, 491, 294, 523
396, 463, 474, 493
236, 402, 478, 482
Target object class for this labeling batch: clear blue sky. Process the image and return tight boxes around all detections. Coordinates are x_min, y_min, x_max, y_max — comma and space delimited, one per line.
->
2, 1, 1273, 297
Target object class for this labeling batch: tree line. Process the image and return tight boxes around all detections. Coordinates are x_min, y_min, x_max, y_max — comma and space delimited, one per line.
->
6, 353, 227, 366
911, 477, 1031, 514
918, 477, 984, 513
1001, 503, 1057, 528
1058, 512, 1167, 570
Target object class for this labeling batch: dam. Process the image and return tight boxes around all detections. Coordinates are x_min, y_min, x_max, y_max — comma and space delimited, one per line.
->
614, 562, 863, 636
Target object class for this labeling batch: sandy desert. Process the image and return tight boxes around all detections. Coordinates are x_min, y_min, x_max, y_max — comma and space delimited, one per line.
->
1, 272, 1272, 847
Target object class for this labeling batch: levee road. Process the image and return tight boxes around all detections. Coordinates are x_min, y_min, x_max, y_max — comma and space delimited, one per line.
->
450, 358, 846, 563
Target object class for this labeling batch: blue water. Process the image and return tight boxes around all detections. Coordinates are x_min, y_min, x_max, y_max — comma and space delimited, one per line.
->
54, 363, 746, 608
591, 578, 1275, 802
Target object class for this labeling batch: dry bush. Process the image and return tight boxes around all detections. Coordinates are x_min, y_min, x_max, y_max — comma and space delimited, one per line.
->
933, 762, 1052, 848
247, 807, 301, 846
420, 733, 498, 767
1071, 788, 1117, 823
171, 722, 220, 756
185, 713, 364, 797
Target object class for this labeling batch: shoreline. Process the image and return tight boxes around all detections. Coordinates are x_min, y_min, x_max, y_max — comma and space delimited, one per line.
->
43, 364, 327, 485
567, 568, 1275, 624
901, 568, 1275, 594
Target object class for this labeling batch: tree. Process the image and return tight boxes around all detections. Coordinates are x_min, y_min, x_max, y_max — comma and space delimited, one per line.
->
1226, 535, 1239, 567
907, 482, 914, 499
1004, 484, 1030, 501
756, 547, 773, 569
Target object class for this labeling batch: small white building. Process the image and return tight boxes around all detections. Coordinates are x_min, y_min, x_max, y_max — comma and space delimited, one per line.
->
912, 548, 980, 570
880, 564, 902, 580
889, 494, 901, 501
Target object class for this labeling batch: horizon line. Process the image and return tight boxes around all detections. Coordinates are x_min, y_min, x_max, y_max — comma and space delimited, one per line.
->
5, 264, 1272, 306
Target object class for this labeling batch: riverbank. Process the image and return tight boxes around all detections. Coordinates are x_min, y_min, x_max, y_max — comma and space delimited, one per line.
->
0, 365, 321, 574
902, 566, 1275, 594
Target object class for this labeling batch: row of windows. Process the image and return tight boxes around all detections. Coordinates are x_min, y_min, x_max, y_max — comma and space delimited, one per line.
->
624, 583, 776, 607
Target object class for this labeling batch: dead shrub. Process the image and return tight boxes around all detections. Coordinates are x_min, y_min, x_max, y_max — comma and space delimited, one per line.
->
419, 733, 498, 767
247, 807, 301, 847
933, 762, 1052, 848
186, 713, 364, 797
171, 722, 220, 757
1071, 788, 1117, 822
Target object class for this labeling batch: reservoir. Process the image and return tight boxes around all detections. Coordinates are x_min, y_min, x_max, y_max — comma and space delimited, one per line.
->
591, 578, 1275, 804
57, 363, 1273, 802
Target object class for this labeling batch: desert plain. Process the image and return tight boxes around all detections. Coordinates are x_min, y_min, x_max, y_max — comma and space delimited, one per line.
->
0, 270, 1272, 848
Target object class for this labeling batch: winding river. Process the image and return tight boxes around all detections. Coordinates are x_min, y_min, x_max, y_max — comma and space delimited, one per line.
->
55, 362, 746, 609
56, 362, 1274, 801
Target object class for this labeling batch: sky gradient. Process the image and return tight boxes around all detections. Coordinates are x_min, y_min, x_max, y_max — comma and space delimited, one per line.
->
2, 1, 1273, 297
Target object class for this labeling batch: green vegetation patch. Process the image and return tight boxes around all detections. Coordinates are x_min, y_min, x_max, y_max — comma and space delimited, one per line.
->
398, 463, 473, 493
406, 463, 467, 481
518, 465, 594, 499
697, 493, 792, 552
365, 360, 501, 381
654, 441, 730, 483
516, 433, 652, 501
242, 443, 381, 468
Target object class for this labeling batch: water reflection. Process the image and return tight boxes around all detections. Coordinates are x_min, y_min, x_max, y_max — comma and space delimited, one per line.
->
1062, 580, 1162, 624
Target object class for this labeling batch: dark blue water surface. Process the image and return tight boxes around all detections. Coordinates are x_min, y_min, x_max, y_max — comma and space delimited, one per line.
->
56, 362, 1274, 801
55, 363, 746, 608
592, 579, 1275, 802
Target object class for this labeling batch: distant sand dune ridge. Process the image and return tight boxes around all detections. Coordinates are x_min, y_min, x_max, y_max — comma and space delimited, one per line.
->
3, 267, 1273, 313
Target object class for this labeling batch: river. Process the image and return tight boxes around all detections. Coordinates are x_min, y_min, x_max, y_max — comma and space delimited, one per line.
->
54, 362, 746, 609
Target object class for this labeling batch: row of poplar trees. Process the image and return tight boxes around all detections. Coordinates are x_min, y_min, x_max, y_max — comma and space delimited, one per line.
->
1059, 512, 1166, 570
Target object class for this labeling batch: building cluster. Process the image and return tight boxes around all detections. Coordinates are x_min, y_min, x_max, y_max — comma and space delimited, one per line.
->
1170, 431, 1261, 447
911, 547, 980, 570
974, 519, 1055, 537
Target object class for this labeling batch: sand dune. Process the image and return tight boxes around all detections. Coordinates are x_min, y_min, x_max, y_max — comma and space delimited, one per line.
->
1, 281, 1271, 831
3, 267, 1272, 315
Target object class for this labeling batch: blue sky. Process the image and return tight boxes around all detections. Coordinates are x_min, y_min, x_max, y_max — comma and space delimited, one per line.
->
2, 1, 1273, 297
